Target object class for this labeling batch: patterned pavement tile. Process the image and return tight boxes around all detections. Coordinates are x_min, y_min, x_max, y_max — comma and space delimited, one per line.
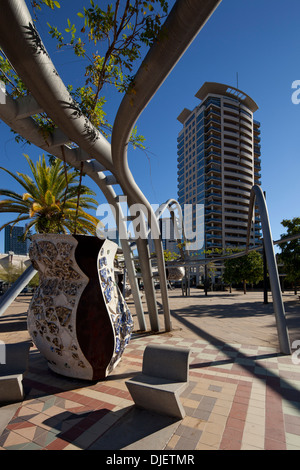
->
1, 331, 300, 450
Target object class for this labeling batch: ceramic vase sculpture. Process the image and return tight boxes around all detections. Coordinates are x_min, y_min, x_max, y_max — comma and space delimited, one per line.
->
166, 267, 185, 281
27, 234, 133, 381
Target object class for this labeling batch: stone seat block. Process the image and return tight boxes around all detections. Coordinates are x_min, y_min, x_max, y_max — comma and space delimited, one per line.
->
0, 341, 31, 405
126, 344, 190, 419
0, 374, 24, 404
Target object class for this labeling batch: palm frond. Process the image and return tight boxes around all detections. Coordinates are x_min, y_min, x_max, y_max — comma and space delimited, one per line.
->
0, 215, 30, 232
0, 154, 100, 235
0, 166, 32, 192
0, 190, 26, 201
0, 202, 30, 213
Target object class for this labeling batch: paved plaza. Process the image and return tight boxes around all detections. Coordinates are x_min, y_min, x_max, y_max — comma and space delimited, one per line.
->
0, 288, 300, 450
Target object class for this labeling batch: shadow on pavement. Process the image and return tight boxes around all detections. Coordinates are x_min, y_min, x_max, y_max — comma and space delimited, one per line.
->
170, 308, 300, 412
44, 406, 179, 450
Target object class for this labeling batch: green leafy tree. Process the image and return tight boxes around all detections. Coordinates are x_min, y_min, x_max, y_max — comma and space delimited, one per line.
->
223, 250, 263, 294
279, 217, 300, 294
0, 154, 100, 236
163, 250, 180, 262
0, 0, 169, 150
0, 262, 39, 289
0, 264, 25, 285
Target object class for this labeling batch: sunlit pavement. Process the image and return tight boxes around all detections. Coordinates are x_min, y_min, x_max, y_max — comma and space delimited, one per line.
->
0, 289, 300, 450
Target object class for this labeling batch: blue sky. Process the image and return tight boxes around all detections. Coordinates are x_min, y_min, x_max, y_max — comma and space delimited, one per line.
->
0, 0, 300, 253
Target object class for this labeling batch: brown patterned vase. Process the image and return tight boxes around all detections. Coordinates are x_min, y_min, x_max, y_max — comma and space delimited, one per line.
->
27, 234, 133, 381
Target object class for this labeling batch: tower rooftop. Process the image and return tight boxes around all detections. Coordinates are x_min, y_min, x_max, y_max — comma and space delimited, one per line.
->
195, 82, 259, 113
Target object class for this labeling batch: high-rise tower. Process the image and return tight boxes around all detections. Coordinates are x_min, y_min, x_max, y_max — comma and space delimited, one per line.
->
177, 82, 261, 275
4, 225, 29, 255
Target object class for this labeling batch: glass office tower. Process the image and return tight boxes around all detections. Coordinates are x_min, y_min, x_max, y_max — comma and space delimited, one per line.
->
4, 225, 28, 255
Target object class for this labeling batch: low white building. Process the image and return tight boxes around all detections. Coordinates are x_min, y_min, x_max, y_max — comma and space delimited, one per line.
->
0, 252, 31, 271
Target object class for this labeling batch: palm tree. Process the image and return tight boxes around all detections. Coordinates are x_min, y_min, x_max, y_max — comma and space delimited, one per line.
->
0, 154, 100, 237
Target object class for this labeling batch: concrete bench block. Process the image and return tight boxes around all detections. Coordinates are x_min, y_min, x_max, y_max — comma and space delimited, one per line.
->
0, 374, 24, 404
126, 344, 190, 419
142, 344, 190, 381
0, 341, 31, 405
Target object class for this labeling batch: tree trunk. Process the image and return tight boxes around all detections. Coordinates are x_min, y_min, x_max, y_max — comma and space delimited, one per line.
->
243, 280, 247, 294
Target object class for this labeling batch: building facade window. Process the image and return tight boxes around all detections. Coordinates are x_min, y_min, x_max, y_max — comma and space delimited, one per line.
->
177, 82, 262, 276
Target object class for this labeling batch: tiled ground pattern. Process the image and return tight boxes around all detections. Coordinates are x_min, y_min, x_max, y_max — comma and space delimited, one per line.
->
1, 335, 300, 450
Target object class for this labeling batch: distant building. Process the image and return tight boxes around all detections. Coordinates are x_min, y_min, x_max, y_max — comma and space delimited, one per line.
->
0, 253, 30, 270
4, 225, 29, 255
149, 217, 180, 255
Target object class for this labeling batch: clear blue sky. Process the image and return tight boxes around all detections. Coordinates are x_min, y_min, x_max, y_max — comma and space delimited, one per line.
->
0, 0, 300, 253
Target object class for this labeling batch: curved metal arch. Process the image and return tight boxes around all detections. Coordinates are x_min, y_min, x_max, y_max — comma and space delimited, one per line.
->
155, 199, 184, 236
247, 185, 291, 355
0, 0, 184, 332
0, 0, 113, 172
0, 0, 160, 331
0, 0, 222, 333
154, 199, 186, 256
111, 0, 222, 332
0, 90, 147, 330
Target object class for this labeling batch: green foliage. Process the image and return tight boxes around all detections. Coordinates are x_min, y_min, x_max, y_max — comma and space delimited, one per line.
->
279, 217, 300, 289
57, 0, 169, 147
223, 249, 263, 293
31, 0, 60, 10
0, 154, 100, 236
0, 42, 57, 145
163, 250, 180, 262
0, 52, 28, 98
0, 264, 25, 285
0, 1, 169, 152
0, 263, 39, 287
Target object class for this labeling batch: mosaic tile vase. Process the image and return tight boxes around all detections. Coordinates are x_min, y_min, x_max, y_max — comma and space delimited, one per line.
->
27, 234, 133, 381
166, 267, 185, 281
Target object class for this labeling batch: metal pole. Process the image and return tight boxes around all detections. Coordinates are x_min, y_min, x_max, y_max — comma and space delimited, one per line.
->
122, 268, 127, 299
111, 0, 222, 332
262, 191, 268, 304
204, 265, 208, 296
0, 5, 147, 332
247, 186, 291, 354
263, 239, 268, 304
0, 264, 36, 317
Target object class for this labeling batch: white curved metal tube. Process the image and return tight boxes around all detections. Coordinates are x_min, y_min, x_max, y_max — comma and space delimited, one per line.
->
0, 0, 113, 171
112, 0, 222, 332
0, 0, 161, 331
0, 0, 222, 332
0, 265, 36, 317
155, 199, 186, 259
0, 91, 146, 330
247, 185, 291, 355
155, 199, 184, 242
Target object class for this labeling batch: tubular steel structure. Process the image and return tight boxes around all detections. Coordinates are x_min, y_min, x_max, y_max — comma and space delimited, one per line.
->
0, 1, 291, 355
0, 0, 222, 332
247, 185, 291, 355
